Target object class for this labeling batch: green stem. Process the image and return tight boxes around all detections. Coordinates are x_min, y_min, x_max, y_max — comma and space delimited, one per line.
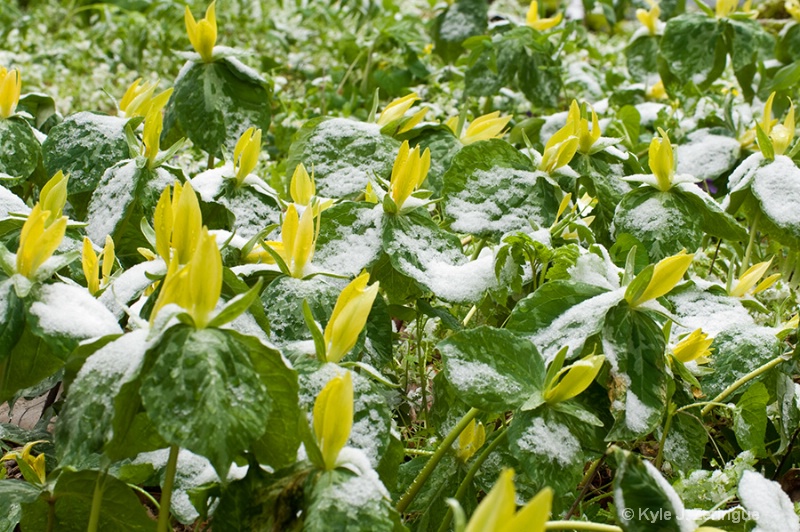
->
740, 211, 760, 276
396, 407, 481, 514
470, 238, 486, 261
87, 470, 107, 532
674, 401, 732, 414
46, 496, 55, 532
462, 305, 478, 327
157, 445, 180, 532
437, 428, 509, 532
206, 153, 215, 171
701, 354, 789, 416
545, 521, 623, 532
655, 406, 675, 469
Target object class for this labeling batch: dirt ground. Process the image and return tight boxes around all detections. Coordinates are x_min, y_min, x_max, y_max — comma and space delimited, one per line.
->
0, 396, 50, 431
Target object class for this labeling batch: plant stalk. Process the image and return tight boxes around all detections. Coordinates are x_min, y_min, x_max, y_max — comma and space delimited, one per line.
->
545, 521, 623, 531
87, 470, 107, 532
701, 354, 789, 416
740, 211, 760, 276
396, 407, 481, 513
157, 445, 180, 532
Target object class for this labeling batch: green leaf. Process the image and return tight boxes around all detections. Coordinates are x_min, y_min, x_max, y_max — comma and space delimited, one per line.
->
140, 326, 272, 477
437, 326, 545, 411
755, 122, 774, 160
777, 22, 800, 64
261, 276, 341, 342
0, 280, 24, 363
672, 185, 747, 242
661, 412, 707, 472
733, 381, 769, 455
605, 304, 668, 441
0, 479, 43, 504
442, 139, 558, 238
626, 34, 660, 81
507, 281, 620, 358
433, 0, 488, 63
658, 14, 726, 90
285, 117, 400, 199
303, 299, 327, 363
0, 117, 40, 186
0, 325, 66, 404
304, 469, 403, 532
22, 470, 156, 532
55, 330, 150, 468
411, 126, 462, 195
163, 58, 271, 158
42, 112, 131, 196
613, 448, 686, 532
314, 202, 383, 276
613, 187, 704, 262
625, 264, 654, 306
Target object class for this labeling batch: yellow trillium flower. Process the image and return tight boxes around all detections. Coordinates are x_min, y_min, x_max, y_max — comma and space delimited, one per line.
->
715, 0, 737, 17
364, 181, 379, 204
460, 111, 513, 144
233, 127, 262, 186
119, 78, 172, 119
290, 163, 316, 205
730, 258, 780, 297
543, 354, 606, 404
628, 250, 694, 307
390, 140, 431, 211
671, 328, 714, 364
154, 182, 202, 264
465, 469, 552, 532
16, 204, 67, 279
141, 93, 171, 168
770, 100, 794, 156
647, 79, 668, 100
39, 170, 69, 226
526, 1, 563, 31
539, 118, 579, 173
313, 371, 354, 470
377, 93, 419, 126
323, 272, 380, 363
82, 235, 115, 295
151, 227, 221, 328
636, 0, 661, 35
185, 1, 217, 62
648, 128, 675, 191
788, 0, 800, 21
456, 419, 486, 463
567, 100, 602, 154
258, 204, 317, 277
1, 440, 48, 484
0, 67, 22, 119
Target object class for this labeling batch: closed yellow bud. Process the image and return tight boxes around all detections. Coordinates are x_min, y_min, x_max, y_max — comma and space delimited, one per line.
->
172, 182, 202, 264
313, 371, 353, 470
648, 128, 675, 191
39, 170, 69, 226
0, 67, 21, 119
290, 163, 316, 205
456, 419, 486, 463
636, 0, 661, 35
82, 237, 100, 295
788, 0, 800, 21
154, 186, 174, 262
16, 205, 67, 279
102, 235, 115, 283
672, 329, 714, 364
233, 127, 261, 186
629, 250, 694, 306
771, 101, 794, 156
324, 272, 380, 363
461, 111, 512, 144
185, 1, 217, 63
544, 354, 606, 404
119, 79, 171, 119
265, 204, 317, 278
526, 1, 563, 31
377, 93, 419, 126
390, 141, 431, 210
1, 440, 48, 484
142, 105, 164, 167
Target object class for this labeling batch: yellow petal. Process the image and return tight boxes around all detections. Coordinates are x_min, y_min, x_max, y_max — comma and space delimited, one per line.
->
39, 170, 69, 225
313, 371, 354, 470
544, 354, 605, 404
501, 487, 553, 532
290, 163, 315, 205
466, 469, 517, 532
398, 106, 429, 135
377, 92, 419, 126
142, 105, 164, 165
761, 92, 776, 135
788, 0, 800, 21
188, 228, 221, 328
16, 205, 67, 279
150, 257, 191, 324
172, 181, 202, 264
290, 205, 316, 278
101, 235, 115, 283
390, 141, 422, 209
753, 273, 781, 294
82, 237, 100, 295
730, 258, 773, 297
461, 112, 512, 144
771, 100, 794, 156
324, 272, 380, 363
281, 204, 300, 267
445, 116, 459, 134
0, 68, 21, 119
631, 250, 694, 306
456, 419, 486, 462
154, 186, 174, 262
649, 128, 674, 191
672, 328, 714, 364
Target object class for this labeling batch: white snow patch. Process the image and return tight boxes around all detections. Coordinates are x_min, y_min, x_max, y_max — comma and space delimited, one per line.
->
515, 417, 580, 466
676, 129, 741, 181
739, 470, 800, 532
29, 283, 121, 340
